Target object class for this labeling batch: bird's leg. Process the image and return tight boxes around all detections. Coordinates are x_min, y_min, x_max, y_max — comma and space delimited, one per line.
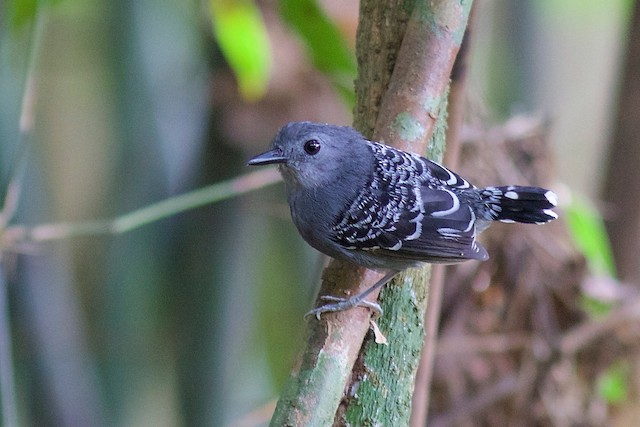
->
305, 270, 399, 320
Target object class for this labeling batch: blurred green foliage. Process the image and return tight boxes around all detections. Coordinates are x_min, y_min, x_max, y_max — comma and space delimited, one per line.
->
279, 0, 357, 105
206, 0, 356, 104
209, 0, 272, 101
5, 0, 61, 30
597, 361, 629, 404
565, 193, 617, 318
565, 193, 616, 278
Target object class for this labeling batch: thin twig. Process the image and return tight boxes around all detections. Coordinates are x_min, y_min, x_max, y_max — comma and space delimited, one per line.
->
0, 24, 42, 230
0, 9, 49, 427
410, 264, 444, 427
4, 168, 281, 245
410, 6, 477, 426
436, 333, 533, 355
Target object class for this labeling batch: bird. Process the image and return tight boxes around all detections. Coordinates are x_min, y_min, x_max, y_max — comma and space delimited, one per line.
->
248, 121, 558, 319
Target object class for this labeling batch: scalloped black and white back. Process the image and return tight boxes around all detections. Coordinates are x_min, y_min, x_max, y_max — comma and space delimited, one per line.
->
249, 121, 558, 271
330, 140, 556, 267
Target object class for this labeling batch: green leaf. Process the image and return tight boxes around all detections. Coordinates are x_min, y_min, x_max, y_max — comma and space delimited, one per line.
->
278, 0, 356, 106
209, 0, 272, 101
565, 192, 616, 278
597, 362, 629, 404
7, 0, 63, 30
579, 294, 613, 318
7, 0, 37, 29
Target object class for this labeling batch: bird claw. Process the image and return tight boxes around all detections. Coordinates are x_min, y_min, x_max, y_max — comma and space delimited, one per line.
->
304, 295, 383, 320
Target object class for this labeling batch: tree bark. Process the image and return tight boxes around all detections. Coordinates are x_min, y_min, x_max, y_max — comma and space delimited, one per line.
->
270, 1, 473, 425
411, 7, 476, 425
344, 3, 472, 425
602, 0, 640, 284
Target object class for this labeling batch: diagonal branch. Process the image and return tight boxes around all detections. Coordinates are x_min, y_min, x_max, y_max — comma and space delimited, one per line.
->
2, 168, 281, 247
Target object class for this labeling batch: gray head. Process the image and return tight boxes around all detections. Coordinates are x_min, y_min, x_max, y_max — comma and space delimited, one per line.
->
247, 122, 370, 190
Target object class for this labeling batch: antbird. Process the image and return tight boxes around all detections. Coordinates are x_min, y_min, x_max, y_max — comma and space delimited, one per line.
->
248, 122, 558, 319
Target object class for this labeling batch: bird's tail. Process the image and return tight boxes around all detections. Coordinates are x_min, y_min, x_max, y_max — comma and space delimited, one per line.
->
480, 186, 558, 224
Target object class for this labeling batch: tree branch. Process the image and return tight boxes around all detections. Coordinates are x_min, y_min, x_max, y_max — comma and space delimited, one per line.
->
344, 2, 473, 425
411, 6, 476, 425
269, 1, 473, 424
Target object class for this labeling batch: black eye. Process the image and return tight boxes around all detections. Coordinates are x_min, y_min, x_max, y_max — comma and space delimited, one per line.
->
303, 139, 321, 155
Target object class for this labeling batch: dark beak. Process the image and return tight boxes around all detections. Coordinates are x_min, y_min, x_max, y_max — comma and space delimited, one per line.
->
247, 148, 287, 166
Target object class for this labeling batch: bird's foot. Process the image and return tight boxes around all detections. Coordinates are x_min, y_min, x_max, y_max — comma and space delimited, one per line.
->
304, 295, 382, 320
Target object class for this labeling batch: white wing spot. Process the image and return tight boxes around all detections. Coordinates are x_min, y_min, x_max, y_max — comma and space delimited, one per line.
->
389, 241, 403, 251
499, 219, 516, 223
437, 228, 461, 239
504, 191, 519, 200
463, 208, 476, 232
545, 190, 558, 206
445, 170, 458, 185
405, 212, 424, 240
431, 189, 460, 217
543, 209, 558, 219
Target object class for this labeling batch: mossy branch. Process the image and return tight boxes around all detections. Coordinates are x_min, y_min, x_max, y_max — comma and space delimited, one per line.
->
270, 0, 473, 425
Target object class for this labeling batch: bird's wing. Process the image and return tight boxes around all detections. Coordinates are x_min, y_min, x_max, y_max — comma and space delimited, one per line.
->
375, 187, 488, 262
332, 185, 487, 262
331, 143, 487, 263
